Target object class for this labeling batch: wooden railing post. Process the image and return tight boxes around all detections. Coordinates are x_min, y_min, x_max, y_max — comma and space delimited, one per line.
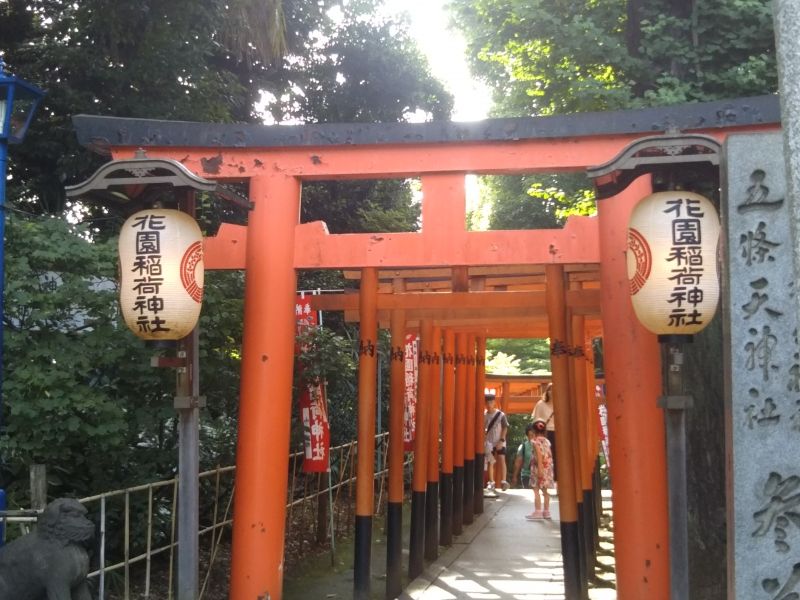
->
30, 464, 47, 510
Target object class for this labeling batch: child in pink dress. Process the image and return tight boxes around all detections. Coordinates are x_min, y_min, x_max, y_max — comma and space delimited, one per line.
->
525, 419, 554, 520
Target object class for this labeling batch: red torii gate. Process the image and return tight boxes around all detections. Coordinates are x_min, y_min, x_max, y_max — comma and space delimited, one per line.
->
73, 94, 780, 600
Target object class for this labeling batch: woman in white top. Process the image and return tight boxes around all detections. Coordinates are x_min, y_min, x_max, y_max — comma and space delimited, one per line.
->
532, 382, 556, 481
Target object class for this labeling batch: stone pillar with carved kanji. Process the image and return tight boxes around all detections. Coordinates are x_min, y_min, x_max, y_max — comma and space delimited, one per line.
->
723, 131, 800, 599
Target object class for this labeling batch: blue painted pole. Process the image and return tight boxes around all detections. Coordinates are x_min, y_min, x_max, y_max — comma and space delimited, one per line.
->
0, 68, 44, 535
0, 66, 10, 554
0, 137, 6, 435
0, 487, 6, 546
0, 141, 11, 560
0, 61, 45, 437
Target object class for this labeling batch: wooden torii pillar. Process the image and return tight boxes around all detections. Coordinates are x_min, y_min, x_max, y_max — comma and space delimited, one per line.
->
440, 329, 456, 546
354, 268, 378, 599
386, 306, 406, 600
598, 176, 668, 598
71, 96, 780, 600
452, 333, 467, 537
463, 333, 476, 525
409, 319, 432, 580
474, 336, 487, 514
229, 173, 300, 599
425, 324, 442, 560
547, 264, 585, 597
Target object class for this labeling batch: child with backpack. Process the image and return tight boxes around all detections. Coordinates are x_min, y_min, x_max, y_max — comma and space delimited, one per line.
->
511, 422, 535, 489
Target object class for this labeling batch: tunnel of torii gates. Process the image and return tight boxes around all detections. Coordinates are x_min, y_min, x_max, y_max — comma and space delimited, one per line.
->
73, 94, 781, 600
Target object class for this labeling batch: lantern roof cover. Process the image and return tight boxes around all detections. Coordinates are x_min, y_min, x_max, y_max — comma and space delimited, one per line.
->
64, 152, 250, 210
587, 132, 723, 199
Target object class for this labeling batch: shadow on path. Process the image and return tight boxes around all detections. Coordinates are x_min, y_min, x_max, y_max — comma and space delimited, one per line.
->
283, 489, 616, 599
401, 489, 616, 600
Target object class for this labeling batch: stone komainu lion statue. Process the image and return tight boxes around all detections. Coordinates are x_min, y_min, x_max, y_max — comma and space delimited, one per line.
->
0, 498, 94, 600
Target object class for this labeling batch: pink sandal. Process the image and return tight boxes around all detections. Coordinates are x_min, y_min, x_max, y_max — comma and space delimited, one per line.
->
525, 511, 544, 520
543, 510, 552, 519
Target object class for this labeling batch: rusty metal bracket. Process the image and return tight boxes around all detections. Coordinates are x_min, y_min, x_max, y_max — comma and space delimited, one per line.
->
657, 395, 694, 410
151, 355, 187, 368
174, 395, 207, 409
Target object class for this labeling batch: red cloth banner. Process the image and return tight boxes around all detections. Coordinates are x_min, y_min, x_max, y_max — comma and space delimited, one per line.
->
403, 333, 419, 451
295, 295, 318, 333
299, 384, 329, 472
296, 295, 330, 473
596, 384, 610, 470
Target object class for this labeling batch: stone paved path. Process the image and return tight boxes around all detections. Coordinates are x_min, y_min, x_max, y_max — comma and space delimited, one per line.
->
400, 488, 616, 600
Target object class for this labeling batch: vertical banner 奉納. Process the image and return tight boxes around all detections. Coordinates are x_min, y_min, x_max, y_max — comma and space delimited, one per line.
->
403, 333, 419, 451
296, 295, 330, 473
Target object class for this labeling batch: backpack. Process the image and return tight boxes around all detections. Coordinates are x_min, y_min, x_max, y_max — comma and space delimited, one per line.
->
520, 440, 535, 471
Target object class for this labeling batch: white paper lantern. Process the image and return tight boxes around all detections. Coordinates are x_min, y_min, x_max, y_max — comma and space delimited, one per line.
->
118, 209, 204, 340
626, 191, 720, 336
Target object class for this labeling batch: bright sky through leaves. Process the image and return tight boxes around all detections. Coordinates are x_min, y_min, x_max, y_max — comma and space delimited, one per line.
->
381, 0, 490, 121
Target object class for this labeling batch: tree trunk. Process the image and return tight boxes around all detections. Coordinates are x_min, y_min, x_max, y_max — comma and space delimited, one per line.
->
667, 0, 694, 79
625, 0, 644, 57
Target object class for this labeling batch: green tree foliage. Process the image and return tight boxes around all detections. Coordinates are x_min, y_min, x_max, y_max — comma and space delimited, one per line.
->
0, 0, 453, 502
633, 0, 776, 105
449, 0, 777, 117
485, 173, 595, 230
284, 2, 452, 236
2, 215, 171, 499
483, 175, 560, 230
454, 0, 777, 233
301, 179, 422, 235
195, 269, 246, 467
485, 350, 521, 375
450, 0, 633, 116
486, 338, 550, 374
295, 326, 358, 446
268, 0, 452, 124
220, 0, 289, 64
3, 0, 451, 217
1, 0, 307, 215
